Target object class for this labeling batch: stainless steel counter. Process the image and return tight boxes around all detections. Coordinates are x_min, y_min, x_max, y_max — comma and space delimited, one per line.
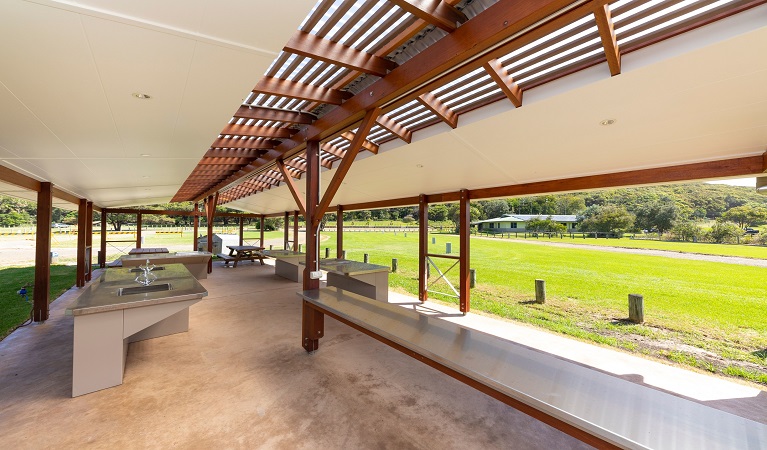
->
302, 259, 390, 301
119, 251, 213, 279
262, 249, 304, 259
317, 258, 389, 275
264, 250, 305, 282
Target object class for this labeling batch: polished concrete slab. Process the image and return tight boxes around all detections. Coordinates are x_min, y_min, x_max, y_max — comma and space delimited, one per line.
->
0, 263, 591, 449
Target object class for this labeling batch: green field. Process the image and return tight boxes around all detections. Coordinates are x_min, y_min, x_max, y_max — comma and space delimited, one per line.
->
0, 265, 77, 339
321, 231, 767, 384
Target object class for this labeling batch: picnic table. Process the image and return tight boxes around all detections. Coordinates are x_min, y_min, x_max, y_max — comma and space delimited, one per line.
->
129, 247, 169, 255
217, 245, 265, 268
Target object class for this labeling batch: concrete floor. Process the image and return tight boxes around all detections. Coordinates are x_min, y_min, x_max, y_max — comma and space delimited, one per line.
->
1, 261, 765, 449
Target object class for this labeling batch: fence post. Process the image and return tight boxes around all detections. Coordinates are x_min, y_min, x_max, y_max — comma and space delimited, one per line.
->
364, 253, 369, 263
392, 258, 398, 273
470, 269, 476, 288
629, 294, 644, 323
535, 279, 546, 304
325, 247, 330, 258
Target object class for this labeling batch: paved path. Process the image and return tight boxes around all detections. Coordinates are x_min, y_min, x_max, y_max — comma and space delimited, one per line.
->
476, 236, 767, 267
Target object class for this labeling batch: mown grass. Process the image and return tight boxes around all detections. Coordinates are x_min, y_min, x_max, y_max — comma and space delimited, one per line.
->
0, 265, 77, 340
321, 231, 767, 384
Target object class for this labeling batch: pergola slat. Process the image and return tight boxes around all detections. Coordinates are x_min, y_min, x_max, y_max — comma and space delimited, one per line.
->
232, 106, 315, 124
594, 4, 621, 76
253, 76, 352, 105
388, 0, 468, 32
284, 31, 398, 77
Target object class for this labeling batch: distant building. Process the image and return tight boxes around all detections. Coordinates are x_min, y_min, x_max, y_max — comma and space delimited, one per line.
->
472, 214, 578, 232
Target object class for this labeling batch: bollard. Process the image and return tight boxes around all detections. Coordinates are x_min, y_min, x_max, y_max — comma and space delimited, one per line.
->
629, 294, 644, 323
446, 242, 452, 254
298, 244, 302, 252
432, 237, 436, 244
535, 279, 546, 304
392, 258, 398, 272
325, 247, 330, 258
470, 269, 476, 288
342, 250, 347, 259
270, 244, 273, 250
404, 232, 407, 237
364, 253, 369, 263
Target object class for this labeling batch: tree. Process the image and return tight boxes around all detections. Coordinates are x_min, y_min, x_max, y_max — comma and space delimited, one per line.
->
428, 204, 449, 222
721, 205, 767, 229
0, 210, 31, 226
106, 213, 132, 231
578, 205, 634, 233
707, 221, 741, 244
481, 199, 509, 219
556, 195, 586, 215
670, 221, 702, 242
527, 216, 566, 233
446, 203, 481, 233
635, 201, 678, 236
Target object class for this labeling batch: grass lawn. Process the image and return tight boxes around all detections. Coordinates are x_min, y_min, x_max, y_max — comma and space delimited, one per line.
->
1, 265, 77, 340
483, 233, 767, 259
321, 231, 767, 384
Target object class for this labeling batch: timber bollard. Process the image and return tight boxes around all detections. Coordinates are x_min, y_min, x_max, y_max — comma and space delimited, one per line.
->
342, 250, 347, 259
392, 258, 398, 272
325, 247, 329, 258
535, 279, 546, 304
270, 244, 273, 250
470, 269, 476, 288
364, 253, 369, 263
446, 242, 452, 254
629, 294, 644, 323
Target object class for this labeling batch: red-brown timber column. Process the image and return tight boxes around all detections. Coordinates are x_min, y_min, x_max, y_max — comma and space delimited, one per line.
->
459, 189, 471, 313
85, 201, 93, 282
193, 203, 199, 251
99, 209, 107, 268
293, 211, 299, 251
206, 194, 217, 274
283, 211, 290, 249
136, 212, 142, 249
259, 215, 265, 247
418, 194, 428, 302
239, 216, 244, 247
76, 198, 87, 287
302, 139, 323, 353
336, 205, 343, 259
33, 182, 52, 321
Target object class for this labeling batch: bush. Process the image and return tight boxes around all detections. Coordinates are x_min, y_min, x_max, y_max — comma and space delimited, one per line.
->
706, 221, 741, 244
670, 221, 702, 242
402, 215, 415, 224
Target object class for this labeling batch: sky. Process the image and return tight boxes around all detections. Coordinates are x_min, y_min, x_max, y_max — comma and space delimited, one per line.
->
706, 177, 756, 187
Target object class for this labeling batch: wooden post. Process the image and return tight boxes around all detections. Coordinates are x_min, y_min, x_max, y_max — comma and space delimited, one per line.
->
136, 212, 142, 249
470, 269, 476, 288
76, 198, 87, 288
363, 253, 369, 263
33, 182, 52, 322
99, 208, 107, 268
284, 211, 290, 250
325, 247, 330, 258
418, 194, 428, 302
392, 258, 398, 272
193, 203, 200, 251
535, 279, 546, 304
293, 211, 299, 251
337, 205, 344, 259
302, 140, 323, 353
85, 201, 93, 282
259, 215, 265, 248
459, 189, 470, 313
629, 294, 644, 323
206, 193, 217, 274
238, 216, 244, 246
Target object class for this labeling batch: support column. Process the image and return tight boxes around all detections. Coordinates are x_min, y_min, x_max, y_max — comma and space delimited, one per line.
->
336, 205, 344, 259
259, 215, 265, 247
193, 203, 199, 251
418, 195, 428, 302
136, 212, 142, 249
206, 194, 218, 273
293, 211, 299, 252
283, 211, 290, 250
99, 209, 107, 268
239, 216, 244, 247
33, 182, 52, 322
76, 199, 87, 288
302, 139, 323, 353
85, 201, 93, 282
459, 189, 471, 313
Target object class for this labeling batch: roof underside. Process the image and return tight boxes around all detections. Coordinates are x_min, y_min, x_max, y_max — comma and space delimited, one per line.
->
0, 0, 765, 210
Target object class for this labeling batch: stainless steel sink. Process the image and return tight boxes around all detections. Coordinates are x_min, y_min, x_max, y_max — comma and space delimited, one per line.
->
117, 283, 172, 296
129, 266, 165, 273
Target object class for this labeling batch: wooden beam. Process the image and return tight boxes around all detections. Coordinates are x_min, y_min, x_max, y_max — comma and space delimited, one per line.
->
302, 140, 323, 352
376, 114, 412, 143
458, 189, 470, 313
51, 187, 81, 205
136, 212, 142, 249
314, 108, 380, 226
276, 159, 307, 216
221, 123, 296, 139
337, 205, 344, 259
418, 194, 428, 302
388, 0, 467, 32
417, 92, 457, 128
285, 31, 398, 77
0, 164, 40, 192
483, 59, 523, 108
33, 182, 52, 322
211, 137, 280, 149
99, 209, 107, 268
193, 203, 200, 251
341, 131, 379, 154
85, 201, 93, 282
76, 199, 87, 288
197, 157, 253, 166
233, 105, 315, 124
253, 77, 352, 105
205, 193, 218, 274
594, 3, 621, 76
204, 148, 269, 158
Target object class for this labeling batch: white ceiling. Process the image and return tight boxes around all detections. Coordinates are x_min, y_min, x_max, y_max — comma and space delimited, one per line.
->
0, 0, 314, 207
229, 6, 767, 214
0, 1, 765, 214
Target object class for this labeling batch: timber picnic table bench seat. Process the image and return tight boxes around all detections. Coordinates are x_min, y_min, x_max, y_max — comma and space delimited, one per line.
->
216, 245, 265, 268
300, 287, 767, 450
